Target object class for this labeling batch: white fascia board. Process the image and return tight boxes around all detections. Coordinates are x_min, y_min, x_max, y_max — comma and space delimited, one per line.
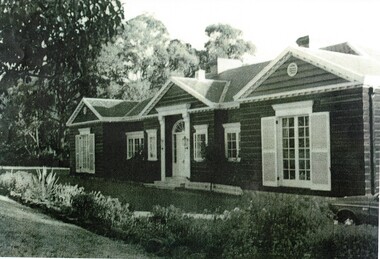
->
66, 100, 85, 126
140, 80, 173, 116
82, 98, 104, 120
238, 82, 360, 103
171, 77, 217, 108
67, 120, 102, 127
234, 47, 293, 101
234, 46, 365, 101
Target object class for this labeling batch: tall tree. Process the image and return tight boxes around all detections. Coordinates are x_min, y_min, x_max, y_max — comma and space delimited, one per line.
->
202, 23, 256, 71
0, 0, 124, 164
97, 15, 199, 100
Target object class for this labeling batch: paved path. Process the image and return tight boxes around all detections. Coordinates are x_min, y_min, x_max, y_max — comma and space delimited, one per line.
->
0, 196, 156, 258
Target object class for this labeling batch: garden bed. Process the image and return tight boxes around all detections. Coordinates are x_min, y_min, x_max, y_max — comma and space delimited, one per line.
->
0, 169, 377, 258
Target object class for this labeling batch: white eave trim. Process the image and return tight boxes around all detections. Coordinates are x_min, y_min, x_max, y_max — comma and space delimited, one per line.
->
238, 82, 361, 103
66, 98, 103, 127
234, 46, 365, 100
171, 77, 217, 108
140, 80, 173, 116
82, 98, 104, 120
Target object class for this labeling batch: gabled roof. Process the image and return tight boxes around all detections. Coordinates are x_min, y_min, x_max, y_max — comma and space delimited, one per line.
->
140, 77, 231, 115
66, 97, 148, 126
85, 98, 138, 117
209, 61, 270, 102
320, 42, 361, 55
234, 46, 380, 100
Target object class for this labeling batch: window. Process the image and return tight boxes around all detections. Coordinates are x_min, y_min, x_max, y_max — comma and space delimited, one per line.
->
261, 101, 331, 191
193, 125, 208, 161
75, 128, 95, 174
146, 129, 157, 161
223, 123, 241, 162
126, 131, 144, 159
281, 116, 310, 185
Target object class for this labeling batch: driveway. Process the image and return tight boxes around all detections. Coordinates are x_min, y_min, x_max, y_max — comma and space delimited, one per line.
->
0, 196, 155, 258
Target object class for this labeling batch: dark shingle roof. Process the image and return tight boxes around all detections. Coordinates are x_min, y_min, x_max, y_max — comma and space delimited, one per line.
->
85, 98, 138, 117
321, 42, 359, 55
210, 61, 270, 102
127, 97, 153, 116
172, 77, 229, 103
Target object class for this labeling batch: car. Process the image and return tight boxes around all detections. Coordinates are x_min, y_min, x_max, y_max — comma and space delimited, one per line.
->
329, 193, 378, 225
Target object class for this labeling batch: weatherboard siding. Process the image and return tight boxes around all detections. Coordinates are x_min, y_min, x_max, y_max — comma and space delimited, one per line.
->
248, 56, 349, 97
239, 88, 365, 196
69, 124, 104, 176
190, 111, 215, 183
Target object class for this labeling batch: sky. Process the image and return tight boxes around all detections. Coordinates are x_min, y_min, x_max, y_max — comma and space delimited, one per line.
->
122, 0, 380, 62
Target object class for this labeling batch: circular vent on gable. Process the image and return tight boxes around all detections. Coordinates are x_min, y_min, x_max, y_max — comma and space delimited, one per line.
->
287, 62, 298, 77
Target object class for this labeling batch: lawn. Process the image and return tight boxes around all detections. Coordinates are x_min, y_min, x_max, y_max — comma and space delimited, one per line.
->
0, 196, 155, 258
57, 172, 243, 213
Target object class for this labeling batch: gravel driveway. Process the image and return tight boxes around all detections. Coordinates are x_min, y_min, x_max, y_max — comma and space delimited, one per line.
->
0, 196, 155, 258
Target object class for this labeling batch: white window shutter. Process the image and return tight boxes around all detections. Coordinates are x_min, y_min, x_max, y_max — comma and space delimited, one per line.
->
75, 135, 81, 172
88, 134, 95, 174
310, 112, 331, 191
261, 117, 278, 187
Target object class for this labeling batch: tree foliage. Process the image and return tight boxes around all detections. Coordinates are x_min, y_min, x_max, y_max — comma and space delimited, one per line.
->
0, 0, 124, 164
96, 14, 199, 100
202, 23, 256, 70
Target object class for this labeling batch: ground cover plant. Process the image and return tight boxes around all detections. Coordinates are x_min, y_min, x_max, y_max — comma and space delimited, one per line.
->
0, 170, 377, 258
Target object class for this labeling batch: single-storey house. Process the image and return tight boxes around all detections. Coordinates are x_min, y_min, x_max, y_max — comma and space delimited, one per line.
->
67, 42, 380, 196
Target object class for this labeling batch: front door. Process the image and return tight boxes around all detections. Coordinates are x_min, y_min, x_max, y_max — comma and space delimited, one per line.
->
172, 120, 186, 178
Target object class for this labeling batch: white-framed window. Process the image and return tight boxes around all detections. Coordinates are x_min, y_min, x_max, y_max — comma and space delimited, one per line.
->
146, 129, 157, 161
223, 122, 241, 162
75, 128, 95, 174
126, 131, 144, 159
193, 125, 208, 161
261, 100, 331, 191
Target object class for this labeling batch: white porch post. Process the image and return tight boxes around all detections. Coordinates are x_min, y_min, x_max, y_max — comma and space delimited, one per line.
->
159, 115, 166, 181
182, 111, 191, 178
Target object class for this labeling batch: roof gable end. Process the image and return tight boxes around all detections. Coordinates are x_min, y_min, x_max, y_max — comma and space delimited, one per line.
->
234, 46, 365, 100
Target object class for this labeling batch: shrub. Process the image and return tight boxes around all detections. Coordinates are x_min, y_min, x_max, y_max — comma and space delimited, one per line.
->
71, 191, 132, 228
52, 184, 85, 208
0, 171, 34, 199
31, 167, 59, 203
310, 224, 378, 258
221, 193, 332, 258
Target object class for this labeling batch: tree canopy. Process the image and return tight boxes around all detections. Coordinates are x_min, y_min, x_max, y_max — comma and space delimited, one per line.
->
96, 14, 199, 100
0, 0, 124, 164
202, 23, 256, 70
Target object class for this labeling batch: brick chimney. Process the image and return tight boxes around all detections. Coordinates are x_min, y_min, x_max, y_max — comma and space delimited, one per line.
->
195, 69, 206, 80
210, 58, 243, 75
296, 35, 309, 48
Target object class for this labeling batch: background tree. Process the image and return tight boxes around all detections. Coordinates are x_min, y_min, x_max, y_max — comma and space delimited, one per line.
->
97, 15, 199, 100
0, 0, 124, 165
201, 23, 256, 71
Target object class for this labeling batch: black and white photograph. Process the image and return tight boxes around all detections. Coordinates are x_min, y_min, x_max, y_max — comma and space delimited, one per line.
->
0, 0, 379, 257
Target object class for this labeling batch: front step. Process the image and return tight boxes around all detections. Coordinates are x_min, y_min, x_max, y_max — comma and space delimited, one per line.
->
150, 177, 189, 190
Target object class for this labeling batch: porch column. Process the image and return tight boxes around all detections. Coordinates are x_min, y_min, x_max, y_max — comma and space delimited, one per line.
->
182, 111, 191, 178
159, 115, 166, 181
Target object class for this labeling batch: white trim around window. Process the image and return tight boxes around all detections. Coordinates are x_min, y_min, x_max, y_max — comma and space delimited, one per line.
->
261, 100, 331, 191
75, 128, 95, 174
223, 122, 241, 162
193, 125, 208, 162
146, 129, 158, 161
126, 131, 144, 159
